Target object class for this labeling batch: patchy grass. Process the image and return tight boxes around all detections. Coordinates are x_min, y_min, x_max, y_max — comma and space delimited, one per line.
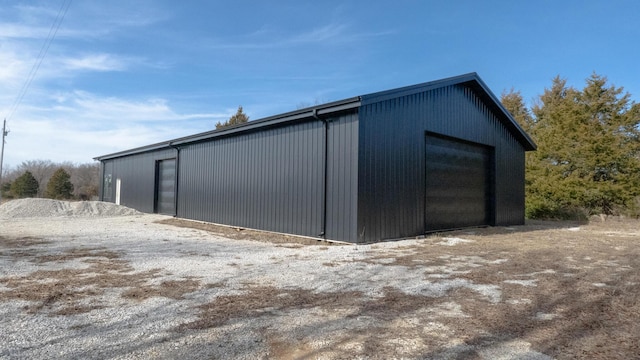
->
175, 218, 640, 359
2, 218, 640, 358
0, 244, 192, 315
122, 279, 201, 301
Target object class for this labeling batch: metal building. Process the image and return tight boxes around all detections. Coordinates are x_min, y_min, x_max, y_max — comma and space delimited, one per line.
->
95, 73, 536, 243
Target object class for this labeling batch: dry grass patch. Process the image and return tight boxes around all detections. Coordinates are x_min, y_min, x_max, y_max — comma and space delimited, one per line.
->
180, 286, 362, 330
122, 279, 201, 301
365, 219, 640, 359
179, 286, 476, 358
0, 246, 166, 315
0, 235, 51, 248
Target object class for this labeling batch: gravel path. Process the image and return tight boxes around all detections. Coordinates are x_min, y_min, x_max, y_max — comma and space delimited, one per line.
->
0, 200, 559, 359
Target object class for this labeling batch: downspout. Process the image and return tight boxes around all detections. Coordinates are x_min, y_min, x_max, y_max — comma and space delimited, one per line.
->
169, 142, 180, 217
313, 109, 328, 238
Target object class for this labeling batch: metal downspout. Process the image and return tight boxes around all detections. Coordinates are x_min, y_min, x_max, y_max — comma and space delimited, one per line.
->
169, 142, 180, 217
313, 109, 328, 238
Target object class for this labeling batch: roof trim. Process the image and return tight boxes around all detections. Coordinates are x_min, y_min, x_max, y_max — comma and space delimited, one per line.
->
95, 73, 536, 161
94, 97, 361, 161
361, 72, 536, 151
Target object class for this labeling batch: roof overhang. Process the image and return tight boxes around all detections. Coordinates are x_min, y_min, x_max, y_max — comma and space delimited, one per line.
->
94, 97, 361, 161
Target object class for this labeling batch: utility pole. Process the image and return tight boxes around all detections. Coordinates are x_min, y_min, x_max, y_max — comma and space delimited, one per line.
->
0, 119, 8, 204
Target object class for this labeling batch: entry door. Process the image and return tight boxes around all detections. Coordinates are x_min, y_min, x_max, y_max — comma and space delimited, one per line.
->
155, 159, 176, 215
425, 134, 494, 231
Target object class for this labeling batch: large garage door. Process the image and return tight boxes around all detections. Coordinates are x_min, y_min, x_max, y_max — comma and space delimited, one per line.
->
425, 134, 494, 231
155, 159, 176, 215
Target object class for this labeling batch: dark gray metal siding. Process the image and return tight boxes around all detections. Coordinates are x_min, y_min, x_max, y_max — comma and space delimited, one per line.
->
100, 149, 176, 213
357, 84, 526, 242
177, 120, 326, 238
494, 126, 526, 226
325, 112, 359, 242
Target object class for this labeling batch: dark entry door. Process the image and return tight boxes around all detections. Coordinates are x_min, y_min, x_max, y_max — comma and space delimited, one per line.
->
155, 159, 176, 215
425, 134, 493, 231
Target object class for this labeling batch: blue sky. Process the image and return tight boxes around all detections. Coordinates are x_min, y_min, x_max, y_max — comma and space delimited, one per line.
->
1, 0, 638, 168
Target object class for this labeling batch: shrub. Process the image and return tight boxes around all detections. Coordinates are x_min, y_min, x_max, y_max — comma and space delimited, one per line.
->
45, 168, 74, 200
10, 171, 39, 198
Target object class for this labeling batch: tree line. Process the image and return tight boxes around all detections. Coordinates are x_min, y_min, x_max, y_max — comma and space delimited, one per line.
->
1, 160, 99, 201
2, 106, 250, 203
501, 73, 640, 219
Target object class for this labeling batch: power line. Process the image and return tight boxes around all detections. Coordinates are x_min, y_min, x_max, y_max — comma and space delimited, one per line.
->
5, 0, 72, 122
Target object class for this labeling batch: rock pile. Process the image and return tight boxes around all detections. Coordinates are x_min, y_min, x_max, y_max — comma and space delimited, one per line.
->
0, 198, 142, 219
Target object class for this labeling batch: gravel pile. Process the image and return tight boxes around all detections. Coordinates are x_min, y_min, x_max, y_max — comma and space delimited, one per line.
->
0, 198, 142, 219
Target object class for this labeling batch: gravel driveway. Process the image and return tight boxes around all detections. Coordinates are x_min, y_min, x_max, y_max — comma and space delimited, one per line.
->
2, 200, 639, 359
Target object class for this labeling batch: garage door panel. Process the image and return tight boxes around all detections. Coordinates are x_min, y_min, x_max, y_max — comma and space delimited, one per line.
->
425, 134, 493, 231
156, 159, 176, 215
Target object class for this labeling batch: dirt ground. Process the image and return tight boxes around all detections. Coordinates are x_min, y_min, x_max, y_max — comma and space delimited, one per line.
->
1, 216, 640, 359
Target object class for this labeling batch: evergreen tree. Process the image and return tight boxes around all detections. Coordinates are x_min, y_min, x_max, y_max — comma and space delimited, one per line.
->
45, 168, 74, 200
1, 181, 13, 200
501, 88, 534, 132
215, 106, 249, 129
11, 171, 39, 198
503, 73, 640, 218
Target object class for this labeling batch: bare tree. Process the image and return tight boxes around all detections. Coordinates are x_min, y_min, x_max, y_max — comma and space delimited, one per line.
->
2, 160, 100, 200
71, 162, 100, 199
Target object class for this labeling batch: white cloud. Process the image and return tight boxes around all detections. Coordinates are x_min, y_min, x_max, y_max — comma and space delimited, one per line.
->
61, 54, 129, 72
2, 91, 229, 167
0, 3, 214, 167
0, 42, 31, 87
63, 91, 227, 124
0, 23, 49, 39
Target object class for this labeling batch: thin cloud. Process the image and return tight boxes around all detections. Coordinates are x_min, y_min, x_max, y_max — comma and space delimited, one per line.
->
289, 24, 351, 43
61, 54, 130, 72
2, 2, 169, 42
0, 48, 29, 85
0, 23, 50, 39
64, 91, 226, 123
205, 23, 394, 50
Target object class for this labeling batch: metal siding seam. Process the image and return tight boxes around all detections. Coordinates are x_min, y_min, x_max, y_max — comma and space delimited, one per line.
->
291, 126, 298, 234
262, 131, 269, 230
340, 115, 348, 239
351, 112, 359, 242
277, 127, 285, 232
297, 125, 303, 234
343, 115, 351, 240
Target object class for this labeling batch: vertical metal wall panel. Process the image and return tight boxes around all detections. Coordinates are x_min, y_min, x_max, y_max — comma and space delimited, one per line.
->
177, 120, 326, 238
494, 129, 526, 225
100, 149, 176, 213
358, 84, 527, 242
325, 112, 359, 242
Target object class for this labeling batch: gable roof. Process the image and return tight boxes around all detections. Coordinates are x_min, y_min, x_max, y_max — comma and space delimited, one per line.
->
360, 72, 536, 151
95, 73, 535, 161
